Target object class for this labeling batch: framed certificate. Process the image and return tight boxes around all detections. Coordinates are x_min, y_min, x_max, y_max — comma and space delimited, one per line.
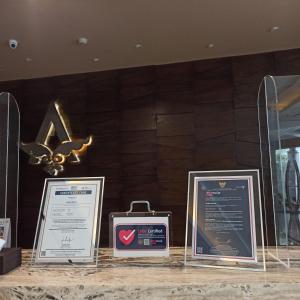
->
32, 177, 104, 266
185, 170, 266, 271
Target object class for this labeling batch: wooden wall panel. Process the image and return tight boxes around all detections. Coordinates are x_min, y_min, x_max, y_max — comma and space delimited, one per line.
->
0, 48, 299, 247
156, 91, 195, 114
195, 103, 235, 141
157, 114, 194, 136
274, 49, 300, 75
194, 58, 233, 104
157, 136, 195, 160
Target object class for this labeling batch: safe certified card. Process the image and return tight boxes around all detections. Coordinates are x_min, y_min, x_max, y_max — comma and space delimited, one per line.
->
113, 217, 169, 257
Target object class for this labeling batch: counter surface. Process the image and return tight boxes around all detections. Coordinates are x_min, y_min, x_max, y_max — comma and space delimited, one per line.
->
0, 248, 299, 299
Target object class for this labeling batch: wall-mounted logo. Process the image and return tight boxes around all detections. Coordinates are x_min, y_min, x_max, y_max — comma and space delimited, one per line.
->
20, 101, 92, 176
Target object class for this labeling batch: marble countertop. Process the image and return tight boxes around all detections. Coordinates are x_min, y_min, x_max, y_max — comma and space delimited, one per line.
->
0, 248, 299, 299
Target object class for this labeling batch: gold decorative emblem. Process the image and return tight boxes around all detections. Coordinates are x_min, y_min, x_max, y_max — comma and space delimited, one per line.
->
20, 101, 92, 176
219, 181, 226, 188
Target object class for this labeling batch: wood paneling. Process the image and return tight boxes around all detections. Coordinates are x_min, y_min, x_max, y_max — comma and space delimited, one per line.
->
1, 48, 300, 247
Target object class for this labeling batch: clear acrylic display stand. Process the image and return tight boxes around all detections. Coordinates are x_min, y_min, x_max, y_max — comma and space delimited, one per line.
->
0, 92, 20, 247
258, 75, 300, 267
185, 170, 266, 271
109, 201, 172, 265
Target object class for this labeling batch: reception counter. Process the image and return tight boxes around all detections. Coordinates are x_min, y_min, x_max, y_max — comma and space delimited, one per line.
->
0, 248, 299, 299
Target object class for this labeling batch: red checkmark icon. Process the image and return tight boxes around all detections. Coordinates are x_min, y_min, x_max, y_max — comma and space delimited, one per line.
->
119, 229, 135, 245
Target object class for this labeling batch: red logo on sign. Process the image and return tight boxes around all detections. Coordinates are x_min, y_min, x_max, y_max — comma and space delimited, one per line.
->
119, 230, 135, 245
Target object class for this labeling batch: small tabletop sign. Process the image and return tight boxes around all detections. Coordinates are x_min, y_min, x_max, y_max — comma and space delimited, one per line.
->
32, 177, 104, 266
110, 201, 172, 257
0, 219, 11, 247
185, 170, 266, 271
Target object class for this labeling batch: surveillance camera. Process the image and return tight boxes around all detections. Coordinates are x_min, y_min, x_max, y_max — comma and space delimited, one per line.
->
8, 39, 18, 49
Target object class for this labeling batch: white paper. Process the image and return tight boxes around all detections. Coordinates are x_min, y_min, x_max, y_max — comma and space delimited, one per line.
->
35, 179, 102, 263
0, 239, 6, 251
0, 219, 11, 247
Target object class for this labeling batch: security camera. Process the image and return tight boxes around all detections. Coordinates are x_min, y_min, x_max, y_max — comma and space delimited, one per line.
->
8, 39, 18, 50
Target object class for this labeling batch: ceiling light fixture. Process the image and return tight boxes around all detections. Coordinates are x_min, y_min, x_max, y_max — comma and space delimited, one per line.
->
25, 57, 32, 62
206, 43, 215, 48
135, 43, 143, 49
92, 58, 99, 62
269, 26, 280, 32
78, 37, 88, 45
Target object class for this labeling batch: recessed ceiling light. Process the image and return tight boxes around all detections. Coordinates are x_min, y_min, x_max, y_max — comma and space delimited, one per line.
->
206, 43, 215, 48
78, 37, 88, 45
25, 57, 32, 62
135, 43, 143, 49
269, 26, 280, 32
92, 58, 99, 62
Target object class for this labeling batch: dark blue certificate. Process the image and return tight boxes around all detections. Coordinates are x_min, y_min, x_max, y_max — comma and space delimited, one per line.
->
115, 224, 167, 250
192, 176, 257, 262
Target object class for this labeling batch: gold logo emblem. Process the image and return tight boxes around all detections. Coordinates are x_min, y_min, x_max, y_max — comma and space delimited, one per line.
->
20, 101, 92, 176
219, 181, 226, 188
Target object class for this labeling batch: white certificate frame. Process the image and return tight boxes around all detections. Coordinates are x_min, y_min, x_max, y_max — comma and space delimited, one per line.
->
31, 177, 104, 267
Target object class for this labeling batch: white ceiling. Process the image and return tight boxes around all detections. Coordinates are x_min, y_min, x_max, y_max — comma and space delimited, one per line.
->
0, 0, 300, 81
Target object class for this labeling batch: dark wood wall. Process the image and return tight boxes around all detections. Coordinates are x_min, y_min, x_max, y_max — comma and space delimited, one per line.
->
1, 48, 300, 248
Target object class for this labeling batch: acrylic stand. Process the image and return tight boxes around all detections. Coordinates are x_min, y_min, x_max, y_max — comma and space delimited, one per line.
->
0, 92, 21, 273
257, 75, 300, 268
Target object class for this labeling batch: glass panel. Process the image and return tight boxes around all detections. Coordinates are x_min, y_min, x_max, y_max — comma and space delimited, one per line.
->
258, 75, 300, 268
0, 92, 20, 247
